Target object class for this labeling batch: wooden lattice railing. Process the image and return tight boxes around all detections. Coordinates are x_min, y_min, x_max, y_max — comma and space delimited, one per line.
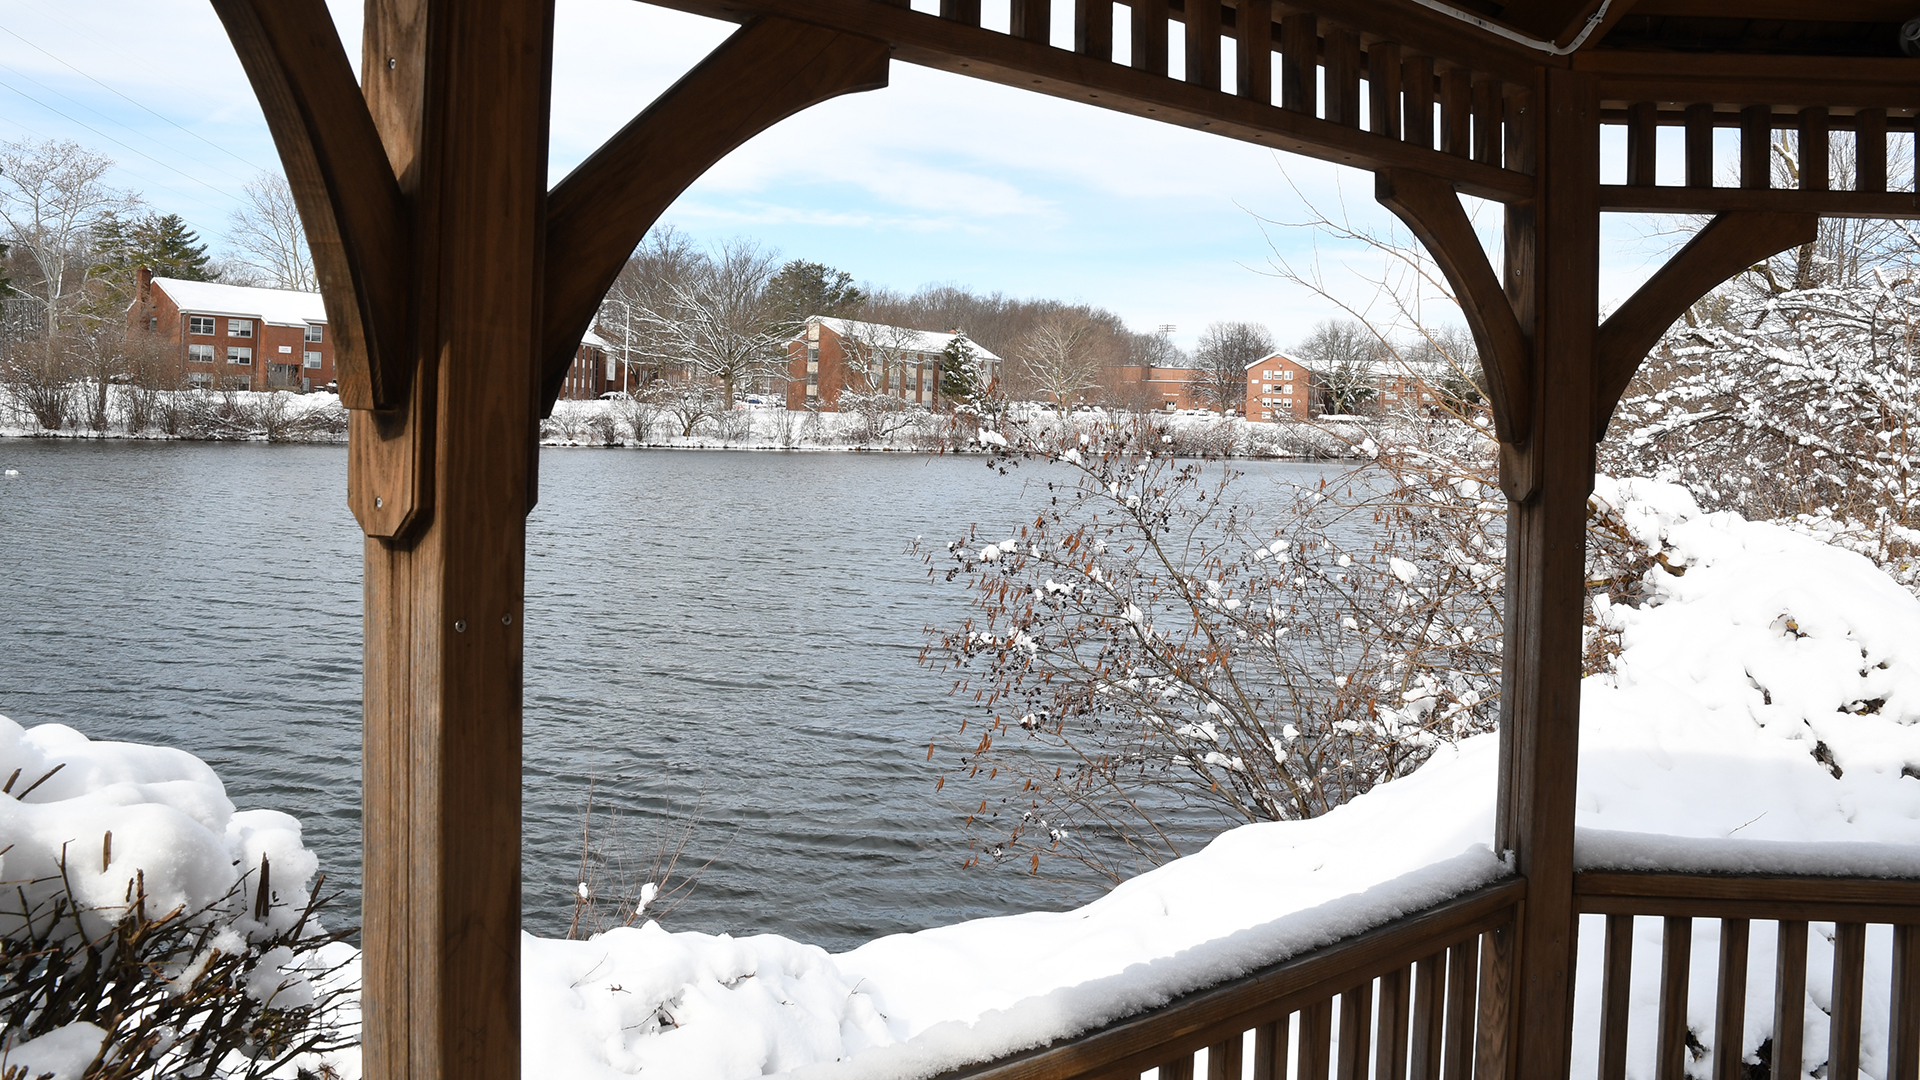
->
1575, 872, 1920, 1080
941, 878, 1524, 1080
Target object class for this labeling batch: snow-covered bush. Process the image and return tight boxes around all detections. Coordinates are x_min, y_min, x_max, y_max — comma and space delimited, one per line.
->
0, 716, 356, 1079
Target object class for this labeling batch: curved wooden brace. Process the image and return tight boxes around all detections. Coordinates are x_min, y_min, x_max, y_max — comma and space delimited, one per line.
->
1375, 169, 1533, 449
539, 17, 891, 413
209, 0, 410, 411
1591, 211, 1818, 441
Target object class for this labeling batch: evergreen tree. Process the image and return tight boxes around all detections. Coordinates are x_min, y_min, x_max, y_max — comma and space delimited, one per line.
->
939, 335, 982, 404
764, 260, 865, 339
93, 211, 213, 289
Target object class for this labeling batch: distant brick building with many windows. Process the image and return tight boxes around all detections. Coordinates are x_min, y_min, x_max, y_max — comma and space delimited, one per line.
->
128, 269, 334, 392
787, 316, 999, 411
1244, 352, 1320, 421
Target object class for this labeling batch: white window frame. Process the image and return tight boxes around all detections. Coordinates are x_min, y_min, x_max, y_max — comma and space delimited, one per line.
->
304, 351, 323, 369
188, 315, 216, 336
227, 319, 253, 338
188, 344, 216, 364
305, 323, 324, 343
228, 346, 253, 365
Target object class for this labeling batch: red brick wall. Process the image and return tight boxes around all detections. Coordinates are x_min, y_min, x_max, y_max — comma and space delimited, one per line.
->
129, 278, 336, 392
1244, 354, 1315, 422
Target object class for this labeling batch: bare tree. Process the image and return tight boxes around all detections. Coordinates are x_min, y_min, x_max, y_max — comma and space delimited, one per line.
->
225, 172, 316, 291
600, 227, 700, 389
836, 319, 932, 441
629, 239, 784, 404
1190, 321, 1274, 413
1016, 311, 1105, 408
0, 139, 134, 338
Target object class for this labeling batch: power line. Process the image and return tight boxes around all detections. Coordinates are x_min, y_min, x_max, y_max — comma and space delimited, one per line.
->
0, 74, 245, 205
0, 21, 270, 176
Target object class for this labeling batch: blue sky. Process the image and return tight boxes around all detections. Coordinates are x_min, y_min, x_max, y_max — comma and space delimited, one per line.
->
4, 0, 1676, 353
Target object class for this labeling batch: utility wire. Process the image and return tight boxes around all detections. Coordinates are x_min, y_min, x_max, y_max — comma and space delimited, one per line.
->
0, 21, 271, 176
0, 73, 243, 205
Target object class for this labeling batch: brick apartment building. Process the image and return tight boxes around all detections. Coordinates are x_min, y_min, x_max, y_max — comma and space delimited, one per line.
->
128, 270, 334, 392
1108, 364, 1199, 412
555, 330, 623, 401
787, 316, 999, 411
1244, 352, 1320, 421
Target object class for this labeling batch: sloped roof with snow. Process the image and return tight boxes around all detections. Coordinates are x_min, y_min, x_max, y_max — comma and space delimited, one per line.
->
1246, 352, 1309, 372
151, 277, 328, 327
805, 316, 1004, 363
581, 329, 613, 351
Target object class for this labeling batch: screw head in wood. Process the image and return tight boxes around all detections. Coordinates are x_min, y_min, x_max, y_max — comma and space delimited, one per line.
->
502, 614, 513, 626
374, 496, 383, 508
454, 620, 467, 633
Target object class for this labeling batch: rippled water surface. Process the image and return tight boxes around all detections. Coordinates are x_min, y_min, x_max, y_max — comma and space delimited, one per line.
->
0, 442, 1341, 949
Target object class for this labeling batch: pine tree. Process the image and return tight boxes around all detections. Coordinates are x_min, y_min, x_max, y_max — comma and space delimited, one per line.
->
939, 335, 982, 404
764, 260, 865, 339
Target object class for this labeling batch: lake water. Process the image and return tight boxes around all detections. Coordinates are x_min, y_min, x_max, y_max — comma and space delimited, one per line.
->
0, 442, 1343, 949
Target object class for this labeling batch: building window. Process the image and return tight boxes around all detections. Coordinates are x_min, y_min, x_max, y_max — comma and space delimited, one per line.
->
1283, 384, 1293, 395
1262, 410, 1272, 419
188, 315, 216, 336
304, 351, 322, 369
228, 347, 253, 365
147, 316, 157, 332
228, 319, 253, 338
305, 324, 323, 343
188, 344, 216, 364
1283, 370, 1293, 380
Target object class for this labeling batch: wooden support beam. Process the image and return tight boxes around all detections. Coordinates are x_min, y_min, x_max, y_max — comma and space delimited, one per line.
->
208, 0, 410, 416
1801, 107, 1831, 192
942, 0, 982, 26
540, 18, 889, 412
1600, 186, 1920, 219
1499, 65, 1598, 1080
1074, 0, 1112, 58
1592, 211, 1816, 440
1235, 0, 1271, 101
1626, 101, 1656, 187
1134, 0, 1170, 76
1775, 921, 1810, 1080
1280, 13, 1316, 114
1368, 41, 1402, 140
1185, 0, 1221, 89
1441, 67, 1471, 158
1375, 169, 1532, 472
1475, 925, 1515, 1080
1472, 78, 1501, 166
357, 1, 552, 1077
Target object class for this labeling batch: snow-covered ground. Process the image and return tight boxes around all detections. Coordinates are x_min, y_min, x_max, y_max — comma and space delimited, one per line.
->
5, 476, 1915, 1079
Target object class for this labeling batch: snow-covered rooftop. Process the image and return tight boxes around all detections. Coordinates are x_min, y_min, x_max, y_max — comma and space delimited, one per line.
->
151, 277, 328, 327
805, 316, 1003, 363
582, 329, 613, 351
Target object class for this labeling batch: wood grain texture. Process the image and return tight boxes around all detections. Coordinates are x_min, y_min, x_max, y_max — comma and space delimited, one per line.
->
1712, 918, 1749, 1080
1280, 13, 1315, 114
1076, 0, 1113, 60
1441, 940, 1477, 1080
1234, 0, 1272, 101
1374, 169, 1533, 461
1300, 1001, 1333, 1080
1685, 102, 1713, 189
1774, 920, 1809, 1080
1857, 109, 1888, 194
1889, 924, 1920, 1080
1411, 953, 1445, 1080
1336, 982, 1374, 1080
1326, 28, 1362, 127
207, 0, 410, 415
1134, 0, 1170, 76
1626, 101, 1657, 186
1591, 211, 1818, 440
540, 17, 889, 413
1655, 917, 1693, 1080
1599, 186, 1920, 218
1500, 65, 1599, 1080
1441, 67, 1471, 158
1184, 0, 1220, 88
1741, 105, 1772, 190
1800, 107, 1830, 192
1012, 0, 1051, 42
934, 882, 1523, 1080
1375, 967, 1411, 1080
1598, 914, 1633, 1080
1475, 925, 1514, 1080
1369, 42, 1402, 140
1471, 78, 1501, 165
1404, 54, 1436, 149
1206, 1033, 1243, 1080
1830, 922, 1867, 1080
1253, 1018, 1287, 1080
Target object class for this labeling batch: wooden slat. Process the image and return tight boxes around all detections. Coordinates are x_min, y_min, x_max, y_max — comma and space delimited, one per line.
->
1741, 104, 1771, 190
1598, 914, 1634, 1080
1599, 186, 1920, 220
1278, 13, 1314, 114
1575, 875, 1920, 915
1133, 0, 1169, 76
1440, 66, 1470, 158
1856, 108, 1888, 194
1403, 54, 1435, 150
1337, 982, 1375, 1080
1376, 967, 1411, 1080
1580, 51, 1920, 111
1206, 1032, 1243, 1080
1800, 107, 1830, 192
1774, 920, 1809, 1080
938, 882, 1525, 1080
942, 0, 982, 26
1442, 939, 1477, 1080
1011, 0, 1050, 42
1475, 925, 1514, 1080
1685, 102, 1714, 189
1368, 41, 1401, 140
1713, 918, 1749, 1080
1890, 924, 1920, 1080
1410, 952, 1445, 1080
1470, 78, 1500, 166
1829, 922, 1867, 1080
1626, 101, 1657, 187
1325, 27, 1361, 127
1656, 917, 1693, 1080
1234, 0, 1271, 102
1161, 1053, 1196, 1080
1300, 1001, 1333, 1080
1253, 1019, 1287, 1080
1183, 0, 1219, 89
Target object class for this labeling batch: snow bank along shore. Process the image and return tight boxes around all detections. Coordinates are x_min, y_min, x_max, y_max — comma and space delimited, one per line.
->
5, 476, 1915, 1078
